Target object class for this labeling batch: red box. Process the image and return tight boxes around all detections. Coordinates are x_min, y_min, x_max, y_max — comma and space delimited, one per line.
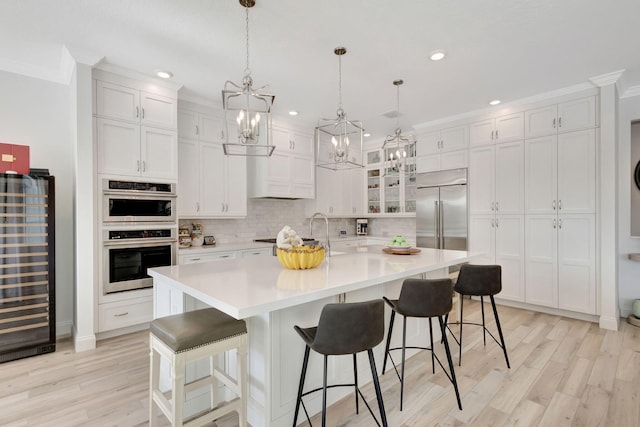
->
0, 143, 30, 174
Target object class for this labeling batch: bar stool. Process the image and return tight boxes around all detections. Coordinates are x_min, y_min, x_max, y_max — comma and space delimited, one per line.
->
445, 264, 510, 368
149, 308, 248, 427
382, 278, 462, 411
292, 299, 388, 427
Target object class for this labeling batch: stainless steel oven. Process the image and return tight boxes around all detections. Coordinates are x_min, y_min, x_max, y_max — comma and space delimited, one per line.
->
102, 179, 177, 223
102, 228, 177, 294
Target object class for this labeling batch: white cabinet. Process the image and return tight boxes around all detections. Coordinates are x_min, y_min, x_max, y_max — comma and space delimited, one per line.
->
524, 96, 597, 139
178, 110, 224, 143
96, 118, 178, 180
313, 164, 364, 217
98, 297, 153, 332
469, 140, 524, 215
415, 149, 468, 173
179, 251, 237, 265
417, 124, 468, 155
525, 214, 596, 314
248, 127, 315, 199
96, 80, 177, 130
525, 129, 596, 214
178, 139, 246, 218
470, 112, 524, 147
469, 215, 525, 302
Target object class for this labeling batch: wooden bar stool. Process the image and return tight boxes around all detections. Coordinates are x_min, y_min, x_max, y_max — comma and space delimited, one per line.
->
292, 299, 388, 427
149, 308, 248, 427
382, 278, 462, 411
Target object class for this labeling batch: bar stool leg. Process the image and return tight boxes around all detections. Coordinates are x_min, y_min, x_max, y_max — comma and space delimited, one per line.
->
439, 316, 462, 410
428, 317, 435, 374
367, 349, 388, 427
382, 310, 396, 375
292, 346, 310, 427
353, 354, 359, 414
400, 316, 407, 411
149, 346, 159, 427
458, 295, 464, 366
490, 295, 511, 369
238, 343, 248, 427
322, 355, 328, 427
171, 353, 186, 426
481, 296, 486, 346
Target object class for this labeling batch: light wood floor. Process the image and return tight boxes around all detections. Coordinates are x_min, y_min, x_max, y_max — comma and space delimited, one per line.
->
0, 300, 638, 426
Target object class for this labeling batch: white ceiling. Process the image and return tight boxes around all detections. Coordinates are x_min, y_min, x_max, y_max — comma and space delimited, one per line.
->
1, 0, 640, 140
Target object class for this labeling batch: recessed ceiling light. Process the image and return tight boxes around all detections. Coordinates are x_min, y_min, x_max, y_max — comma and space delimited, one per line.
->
429, 50, 446, 61
288, 111, 298, 116
364, 132, 371, 137
156, 70, 173, 79
489, 99, 501, 106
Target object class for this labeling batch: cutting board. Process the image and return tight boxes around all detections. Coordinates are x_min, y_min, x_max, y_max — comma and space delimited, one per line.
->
382, 248, 421, 255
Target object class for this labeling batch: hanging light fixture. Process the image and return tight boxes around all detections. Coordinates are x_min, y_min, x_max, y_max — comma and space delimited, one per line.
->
222, 0, 275, 157
382, 79, 415, 174
315, 47, 364, 170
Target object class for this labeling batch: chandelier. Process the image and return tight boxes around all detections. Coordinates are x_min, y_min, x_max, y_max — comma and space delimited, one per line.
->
382, 79, 415, 174
222, 0, 275, 157
315, 47, 364, 170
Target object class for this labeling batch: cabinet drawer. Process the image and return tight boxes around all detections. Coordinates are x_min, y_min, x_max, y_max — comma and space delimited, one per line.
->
98, 298, 153, 332
180, 251, 237, 264
240, 248, 272, 257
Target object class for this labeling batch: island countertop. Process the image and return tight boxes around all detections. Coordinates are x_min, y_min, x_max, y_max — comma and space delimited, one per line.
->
149, 245, 480, 319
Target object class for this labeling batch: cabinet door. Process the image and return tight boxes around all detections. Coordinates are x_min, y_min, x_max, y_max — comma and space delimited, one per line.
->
96, 81, 140, 122
469, 145, 495, 215
141, 92, 176, 129
366, 168, 381, 214
291, 131, 313, 157
291, 155, 315, 199
525, 135, 557, 214
557, 129, 596, 213
469, 215, 495, 265
470, 119, 495, 147
417, 130, 440, 156
266, 152, 292, 197
440, 150, 468, 171
525, 215, 558, 308
315, 167, 336, 214
349, 168, 364, 215
96, 118, 140, 176
225, 154, 247, 216
200, 114, 224, 143
524, 105, 558, 139
416, 154, 440, 173
495, 112, 524, 143
178, 109, 199, 140
272, 128, 291, 152
141, 127, 178, 180
557, 214, 596, 314
557, 96, 596, 133
495, 141, 524, 214
199, 142, 225, 215
440, 125, 468, 152
177, 139, 200, 216
494, 215, 525, 302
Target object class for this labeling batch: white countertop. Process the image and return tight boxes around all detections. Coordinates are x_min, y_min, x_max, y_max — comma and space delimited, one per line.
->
150, 245, 479, 319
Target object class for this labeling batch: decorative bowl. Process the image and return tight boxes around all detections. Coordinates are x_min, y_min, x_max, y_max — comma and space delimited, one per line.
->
276, 246, 325, 270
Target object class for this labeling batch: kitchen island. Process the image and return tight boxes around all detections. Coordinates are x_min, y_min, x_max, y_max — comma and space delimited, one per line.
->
149, 244, 479, 427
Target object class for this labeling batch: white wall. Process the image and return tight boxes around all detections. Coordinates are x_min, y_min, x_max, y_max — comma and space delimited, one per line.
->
618, 94, 640, 316
0, 70, 74, 337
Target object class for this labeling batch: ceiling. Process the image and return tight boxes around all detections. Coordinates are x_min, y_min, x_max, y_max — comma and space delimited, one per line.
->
1, 0, 640, 141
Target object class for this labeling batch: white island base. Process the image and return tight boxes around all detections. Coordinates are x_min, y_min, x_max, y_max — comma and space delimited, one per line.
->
149, 245, 479, 427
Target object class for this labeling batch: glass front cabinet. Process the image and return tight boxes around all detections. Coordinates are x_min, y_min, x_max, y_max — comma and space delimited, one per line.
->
365, 147, 416, 214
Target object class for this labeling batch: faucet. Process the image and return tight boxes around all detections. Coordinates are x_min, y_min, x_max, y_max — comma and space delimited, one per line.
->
309, 212, 331, 257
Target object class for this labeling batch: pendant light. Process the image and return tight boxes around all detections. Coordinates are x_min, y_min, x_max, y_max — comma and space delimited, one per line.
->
315, 47, 364, 170
382, 79, 415, 174
222, 0, 275, 157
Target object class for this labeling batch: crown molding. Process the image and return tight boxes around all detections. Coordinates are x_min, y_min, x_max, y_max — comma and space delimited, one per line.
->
589, 69, 625, 87
621, 85, 640, 99
93, 62, 183, 92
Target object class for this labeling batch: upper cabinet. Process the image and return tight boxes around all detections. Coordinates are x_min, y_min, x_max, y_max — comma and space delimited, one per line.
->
524, 96, 597, 139
247, 126, 315, 199
177, 109, 224, 143
470, 112, 524, 147
418, 124, 468, 156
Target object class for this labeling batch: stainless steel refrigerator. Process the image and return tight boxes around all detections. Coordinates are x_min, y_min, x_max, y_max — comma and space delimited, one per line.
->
416, 168, 467, 250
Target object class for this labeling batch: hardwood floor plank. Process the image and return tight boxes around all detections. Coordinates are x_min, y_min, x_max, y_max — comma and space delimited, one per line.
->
559, 357, 592, 398
571, 385, 610, 427
605, 379, 640, 427
537, 391, 580, 426
502, 399, 545, 427
489, 365, 540, 414
525, 360, 568, 407
587, 352, 618, 392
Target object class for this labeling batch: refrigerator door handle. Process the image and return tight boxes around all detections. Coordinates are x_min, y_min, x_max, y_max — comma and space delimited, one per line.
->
434, 200, 440, 249
439, 201, 445, 249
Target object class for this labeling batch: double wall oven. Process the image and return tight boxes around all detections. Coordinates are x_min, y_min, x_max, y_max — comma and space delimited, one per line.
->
101, 179, 177, 295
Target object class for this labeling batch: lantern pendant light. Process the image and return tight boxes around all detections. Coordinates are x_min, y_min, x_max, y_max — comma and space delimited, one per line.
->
382, 79, 415, 174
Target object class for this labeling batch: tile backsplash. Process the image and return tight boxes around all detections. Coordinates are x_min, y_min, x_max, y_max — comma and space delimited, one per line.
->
179, 199, 416, 243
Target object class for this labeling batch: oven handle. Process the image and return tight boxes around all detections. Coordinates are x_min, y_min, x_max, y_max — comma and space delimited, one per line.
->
103, 189, 177, 198
103, 238, 177, 247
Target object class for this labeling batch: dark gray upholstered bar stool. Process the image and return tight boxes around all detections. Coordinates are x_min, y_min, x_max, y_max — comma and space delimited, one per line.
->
445, 264, 510, 368
149, 308, 248, 427
382, 278, 462, 411
292, 299, 388, 427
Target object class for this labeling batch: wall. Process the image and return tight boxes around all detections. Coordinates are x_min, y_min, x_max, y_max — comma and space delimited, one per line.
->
0, 70, 74, 337
618, 94, 640, 316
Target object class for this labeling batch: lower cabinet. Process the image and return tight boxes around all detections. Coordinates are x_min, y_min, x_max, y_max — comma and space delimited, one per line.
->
469, 215, 525, 302
98, 296, 153, 332
524, 214, 596, 314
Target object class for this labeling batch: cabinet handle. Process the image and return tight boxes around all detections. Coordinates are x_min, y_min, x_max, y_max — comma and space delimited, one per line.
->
553, 118, 556, 128
552, 200, 556, 210
558, 199, 562, 210
136, 107, 139, 118
558, 218, 563, 229
495, 218, 499, 227
491, 218, 495, 228
221, 203, 225, 212
192, 258, 201, 261
221, 130, 225, 140
196, 202, 200, 212
495, 201, 499, 211
196, 125, 199, 136
142, 161, 146, 172
114, 312, 129, 317
141, 108, 145, 119
491, 130, 495, 140
137, 160, 140, 172
553, 219, 557, 229
558, 117, 562, 128
495, 129, 499, 139
491, 201, 495, 211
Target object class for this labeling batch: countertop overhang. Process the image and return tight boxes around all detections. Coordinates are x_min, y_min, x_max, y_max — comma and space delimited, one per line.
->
149, 245, 480, 319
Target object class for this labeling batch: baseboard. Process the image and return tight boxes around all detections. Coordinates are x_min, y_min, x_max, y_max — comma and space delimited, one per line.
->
491, 297, 600, 324
73, 325, 97, 352
56, 320, 73, 339
598, 315, 620, 331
